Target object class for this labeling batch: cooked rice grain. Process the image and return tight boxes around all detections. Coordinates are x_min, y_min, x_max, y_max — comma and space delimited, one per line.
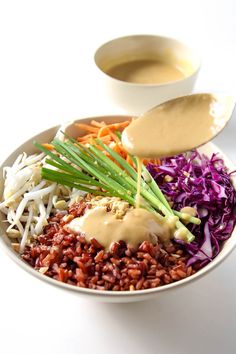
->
22, 204, 195, 291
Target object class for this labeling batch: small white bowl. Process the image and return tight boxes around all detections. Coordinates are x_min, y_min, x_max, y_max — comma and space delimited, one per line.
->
94, 35, 201, 115
0, 116, 235, 303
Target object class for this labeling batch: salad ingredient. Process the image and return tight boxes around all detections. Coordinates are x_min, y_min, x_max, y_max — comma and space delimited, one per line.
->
0, 152, 71, 252
22, 200, 195, 291
74, 120, 160, 167
35, 135, 200, 243
67, 204, 172, 250
147, 151, 236, 265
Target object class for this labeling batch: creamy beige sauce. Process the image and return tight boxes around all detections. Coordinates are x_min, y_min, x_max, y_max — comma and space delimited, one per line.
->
106, 59, 186, 84
122, 94, 235, 158
67, 206, 172, 250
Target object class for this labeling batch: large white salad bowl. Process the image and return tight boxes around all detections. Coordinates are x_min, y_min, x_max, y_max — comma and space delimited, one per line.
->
0, 116, 235, 303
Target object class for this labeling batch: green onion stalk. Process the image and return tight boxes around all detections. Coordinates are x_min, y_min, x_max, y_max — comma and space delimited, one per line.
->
34, 134, 200, 243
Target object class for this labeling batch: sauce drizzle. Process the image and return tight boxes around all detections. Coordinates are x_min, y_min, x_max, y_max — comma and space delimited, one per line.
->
67, 206, 171, 250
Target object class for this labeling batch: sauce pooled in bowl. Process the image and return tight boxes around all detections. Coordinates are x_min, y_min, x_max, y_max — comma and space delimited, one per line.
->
106, 59, 187, 84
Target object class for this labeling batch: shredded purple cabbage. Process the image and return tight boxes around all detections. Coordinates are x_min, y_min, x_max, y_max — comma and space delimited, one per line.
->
147, 151, 236, 267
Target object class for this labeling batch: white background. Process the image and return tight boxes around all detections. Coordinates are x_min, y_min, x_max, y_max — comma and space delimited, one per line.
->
0, 1, 236, 353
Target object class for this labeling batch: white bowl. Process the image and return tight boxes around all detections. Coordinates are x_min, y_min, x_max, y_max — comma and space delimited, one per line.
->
94, 35, 201, 115
0, 115, 235, 303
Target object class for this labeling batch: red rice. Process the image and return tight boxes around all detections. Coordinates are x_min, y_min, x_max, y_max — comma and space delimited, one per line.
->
22, 203, 196, 291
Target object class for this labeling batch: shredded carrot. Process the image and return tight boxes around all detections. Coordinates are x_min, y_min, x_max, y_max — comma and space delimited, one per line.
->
145, 158, 161, 165
99, 135, 112, 143
90, 120, 106, 128
112, 142, 123, 154
42, 143, 54, 151
77, 133, 97, 142
108, 130, 119, 143
74, 119, 160, 168
97, 126, 110, 138
97, 127, 119, 142
153, 158, 161, 165
106, 121, 130, 129
75, 123, 99, 134
126, 154, 134, 166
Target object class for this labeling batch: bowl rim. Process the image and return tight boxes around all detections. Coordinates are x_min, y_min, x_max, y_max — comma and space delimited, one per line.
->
94, 34, 201, 88
0, 115, 235, 299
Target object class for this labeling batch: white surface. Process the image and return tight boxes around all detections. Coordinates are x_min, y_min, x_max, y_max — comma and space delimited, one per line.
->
0, 1, 236, 353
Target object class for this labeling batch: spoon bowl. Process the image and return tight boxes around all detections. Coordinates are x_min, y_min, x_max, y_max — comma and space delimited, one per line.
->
122, 93, 235, 158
